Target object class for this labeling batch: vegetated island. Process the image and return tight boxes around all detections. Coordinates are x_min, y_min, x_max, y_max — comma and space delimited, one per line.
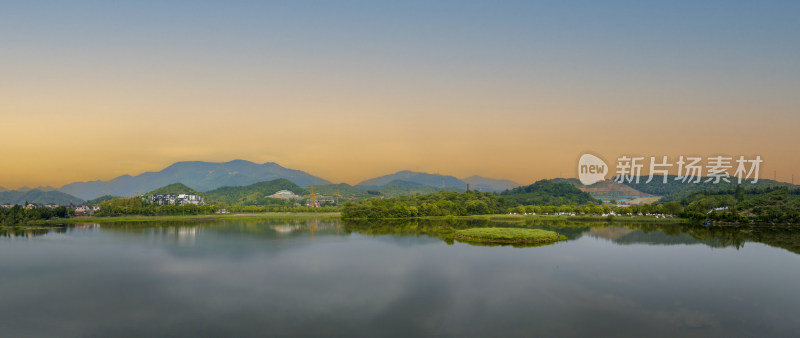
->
453, 228, 567, 245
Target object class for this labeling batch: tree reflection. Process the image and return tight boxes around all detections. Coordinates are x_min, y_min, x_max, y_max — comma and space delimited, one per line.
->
342, 218, 800, 254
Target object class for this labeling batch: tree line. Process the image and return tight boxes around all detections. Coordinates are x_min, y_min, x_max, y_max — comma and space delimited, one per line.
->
1, 205, 70, 226
95, 196, 340, 216
341, 192, 688, 220
343, 191, 526, 219
96, 197, 219, 216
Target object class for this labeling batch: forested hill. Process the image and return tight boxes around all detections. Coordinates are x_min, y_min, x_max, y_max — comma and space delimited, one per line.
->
204, 179, 308, 205
677, 185, 800, 222
499, 179, 600, 205
621, 175, 792, 201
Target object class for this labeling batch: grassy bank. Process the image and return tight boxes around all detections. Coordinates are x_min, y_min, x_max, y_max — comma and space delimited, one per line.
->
43, 212, 341, 224
453, 228, 567, 245
412, 214, 688, 223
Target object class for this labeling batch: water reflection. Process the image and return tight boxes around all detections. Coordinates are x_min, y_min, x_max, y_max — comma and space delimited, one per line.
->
3, 218, 799, 255
1, 218, 799, 336
0, 227, 64, 238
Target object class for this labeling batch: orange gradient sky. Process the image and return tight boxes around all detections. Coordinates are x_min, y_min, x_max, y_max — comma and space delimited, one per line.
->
2, 1, 799, 189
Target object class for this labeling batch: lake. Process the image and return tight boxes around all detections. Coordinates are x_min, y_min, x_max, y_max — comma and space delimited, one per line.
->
1, 218, 799, 337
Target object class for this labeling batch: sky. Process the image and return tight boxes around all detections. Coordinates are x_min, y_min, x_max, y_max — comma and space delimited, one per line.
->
1, 0, 799, 189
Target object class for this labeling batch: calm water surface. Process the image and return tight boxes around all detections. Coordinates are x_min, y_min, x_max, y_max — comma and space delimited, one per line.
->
1, 219, 799, 337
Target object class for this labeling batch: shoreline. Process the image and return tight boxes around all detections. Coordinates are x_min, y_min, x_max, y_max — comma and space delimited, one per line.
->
1, 212, 792, 228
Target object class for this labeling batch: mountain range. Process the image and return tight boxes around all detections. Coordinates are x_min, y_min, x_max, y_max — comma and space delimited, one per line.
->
4, 161, 523, 203
462, 175, 520, 192
59, 160, 331, 200
56, 163, 522, 200
12, 159, 796, 206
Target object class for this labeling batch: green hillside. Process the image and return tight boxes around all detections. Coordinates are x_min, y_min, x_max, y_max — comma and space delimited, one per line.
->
499, 179, 600, 205
0, 189, 84, 205
146, 183, 200, 196
204, 179, 308, 206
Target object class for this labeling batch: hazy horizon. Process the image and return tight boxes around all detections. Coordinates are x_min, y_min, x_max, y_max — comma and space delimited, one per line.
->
3, 1, 799, 188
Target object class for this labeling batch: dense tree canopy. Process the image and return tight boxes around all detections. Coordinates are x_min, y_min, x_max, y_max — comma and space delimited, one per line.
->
0, 205, 70, 226
677, 186, 800, 223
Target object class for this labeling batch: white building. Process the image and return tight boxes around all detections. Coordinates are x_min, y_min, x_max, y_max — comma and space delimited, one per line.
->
151, 194, 204, 206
